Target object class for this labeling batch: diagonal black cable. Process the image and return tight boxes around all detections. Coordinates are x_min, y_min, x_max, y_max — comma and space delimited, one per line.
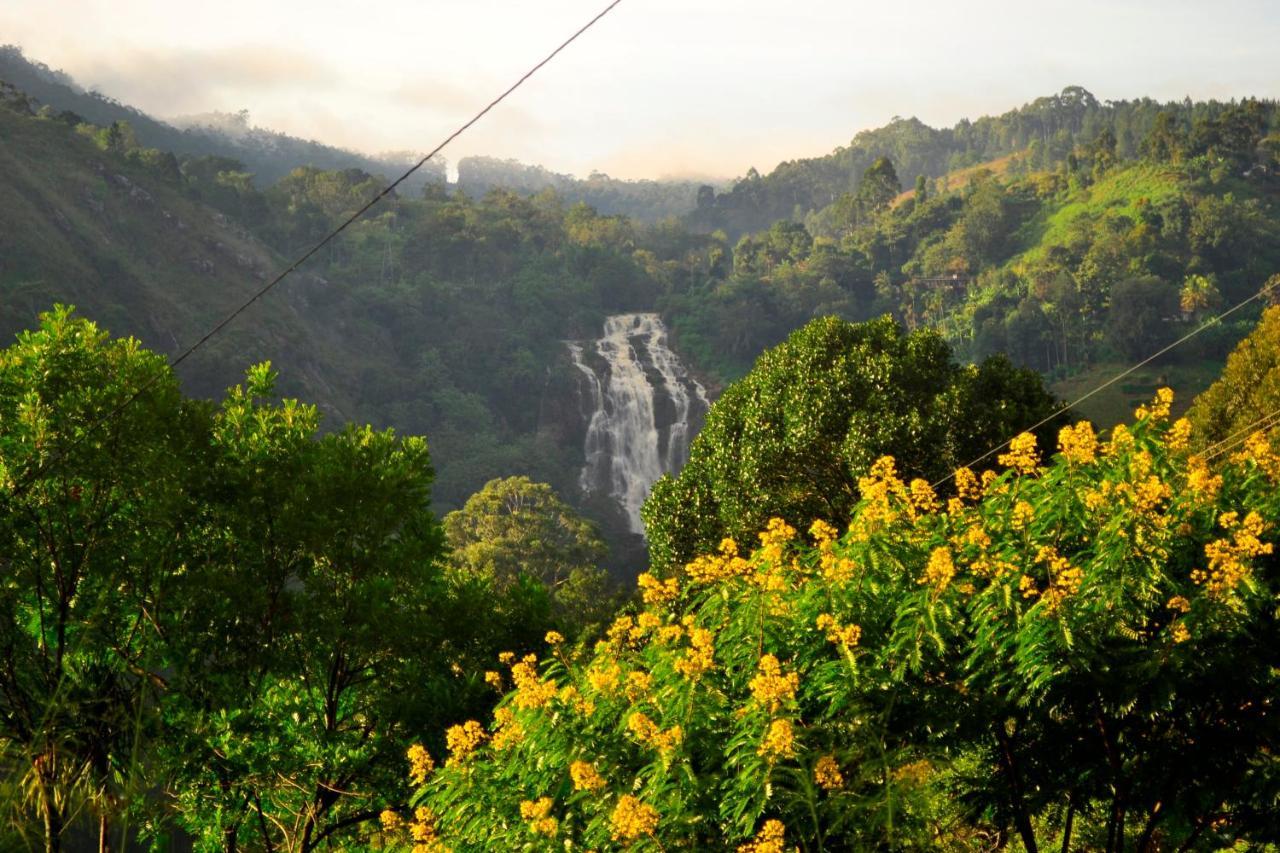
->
6, 0, 625, 500
931, 279, 1278, 489
0, 0, 627, 790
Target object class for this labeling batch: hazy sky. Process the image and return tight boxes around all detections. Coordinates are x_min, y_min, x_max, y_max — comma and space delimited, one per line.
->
3, 0, 1278, 181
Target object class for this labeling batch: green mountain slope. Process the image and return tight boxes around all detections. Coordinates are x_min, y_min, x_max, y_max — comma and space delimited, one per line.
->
0, 99, 361, 410
689, 87, 1277, 239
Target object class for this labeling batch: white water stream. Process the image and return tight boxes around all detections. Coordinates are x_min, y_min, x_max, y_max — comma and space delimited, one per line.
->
568, 313, 709, 535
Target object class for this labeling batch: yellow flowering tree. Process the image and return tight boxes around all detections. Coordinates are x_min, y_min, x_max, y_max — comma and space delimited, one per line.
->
406, 390, 1280, 851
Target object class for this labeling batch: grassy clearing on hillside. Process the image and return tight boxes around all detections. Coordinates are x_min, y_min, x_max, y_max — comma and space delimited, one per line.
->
1013, 163, 1183, 263
891, 153, 1018, 207
1050, 357, 1223, 427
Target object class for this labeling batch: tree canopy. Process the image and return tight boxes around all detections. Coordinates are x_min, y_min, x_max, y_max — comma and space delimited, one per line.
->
642, 315, 1064, 574
0, 308, 539, 851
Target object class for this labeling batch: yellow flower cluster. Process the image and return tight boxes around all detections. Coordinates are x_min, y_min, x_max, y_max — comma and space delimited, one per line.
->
1192, 511, 1273, 595
655, 623, 685, 645
633, 611, 663, 638
483, 670, 502, 692
1237, 430, 1280, 480
749, 654, 799, 711
1058, 421, 1098, 465
491, 707, 524, 751
970, 554, 1015, 579
519, 798, 557, 838
909, 478, 940, 514
627, 711, 683, 757
674, 625, 716, 679
759, 718, 796, 760
559, 684, 595, 717
380, 809, 402, 830
624, 670, 653, 701
998, 432, 1040, 474
445, 720, 486, 766
954, 466, 983, 502
855, 456, 910, 535
738, 819, 787, 853
685, 537, 752, 584
545, 630, 564, 646
819, 550, 857, 583
610, 795, 659, 841
587, 659, 622, 694
409, 806, 448, 852
407, 743, 435, 785
637, 572, 680, 606
1186, 455, 1223, 502
511, 654, 557, 710
809, 519, 839, 544
606, 616, 636, 646
920, 546, 955, 592
816, 613, 862, 647
1135, 387, 1174, 421
759, 517, 796, 547
1167, 417, 1192, 451
1011, 500, 1034, 531
1105, 423, 1135, 457
1170, 621, 1191, 643
569, 760, 605, 792
1167, 595, 1191, 613
814, 754, 844, 790
1036, 545, 1083, 611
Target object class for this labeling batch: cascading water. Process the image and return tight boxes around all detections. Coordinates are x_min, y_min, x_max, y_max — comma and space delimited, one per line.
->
568, 313, 710, 535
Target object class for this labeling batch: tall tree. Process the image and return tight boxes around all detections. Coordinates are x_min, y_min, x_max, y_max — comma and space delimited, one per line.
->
642, 315, 1064, 574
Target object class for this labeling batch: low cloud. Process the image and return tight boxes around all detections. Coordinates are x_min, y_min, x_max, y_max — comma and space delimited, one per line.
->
75, 44, 340, 116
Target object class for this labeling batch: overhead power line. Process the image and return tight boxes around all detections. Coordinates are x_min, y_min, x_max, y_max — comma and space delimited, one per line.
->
1201, 405, 1280, 460
2, 0, 628, 790
7, 0, 626, 499
1205, 406, 1280, 462
932, 278, 1278, 489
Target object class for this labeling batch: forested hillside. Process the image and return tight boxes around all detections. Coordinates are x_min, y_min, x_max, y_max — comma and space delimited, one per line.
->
667, 96, 1280, 409
3, 69, 1279, 556
455, 156, 712, 221
688, 87, 1277, 238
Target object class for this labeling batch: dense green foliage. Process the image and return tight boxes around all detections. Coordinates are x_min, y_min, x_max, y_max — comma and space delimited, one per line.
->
0, 310, 551, 851
643, 316, 1064, 575
456, 156, 714, 222
410, 395, 1280, 851
689, 87, 1277, 238
671, 100, 1280, 382
444, 476, 619, 637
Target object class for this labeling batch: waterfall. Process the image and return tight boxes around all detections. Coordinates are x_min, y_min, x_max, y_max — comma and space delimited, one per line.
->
568, 313, 709, 535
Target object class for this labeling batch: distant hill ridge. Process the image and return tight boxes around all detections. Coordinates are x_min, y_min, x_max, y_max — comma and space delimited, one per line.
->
0, 44, 443, 188
688, 87, 1280, 237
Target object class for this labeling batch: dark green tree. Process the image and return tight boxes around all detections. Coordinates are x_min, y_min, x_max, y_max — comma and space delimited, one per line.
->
642, 315, 1064, 574
0, 307, 195, 852
1106, 275, 1178, 360
443, 476, 616, 635
855, 156, 901, 217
